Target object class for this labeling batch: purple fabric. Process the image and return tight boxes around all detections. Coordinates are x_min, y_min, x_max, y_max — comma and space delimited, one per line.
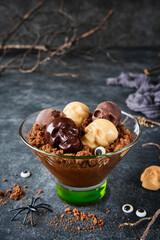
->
106, 73, 160, 119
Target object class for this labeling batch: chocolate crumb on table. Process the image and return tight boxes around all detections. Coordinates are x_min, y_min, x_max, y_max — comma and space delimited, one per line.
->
106, 210, 110, 214
37, 189, 43, 195
0, 184, 24, 204
10, 185, 24, 200
0, 198, 7, 205
0, 190, 4, 198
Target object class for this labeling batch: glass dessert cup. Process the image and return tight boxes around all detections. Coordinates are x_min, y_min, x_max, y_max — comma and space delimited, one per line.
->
19, 106, 141, 206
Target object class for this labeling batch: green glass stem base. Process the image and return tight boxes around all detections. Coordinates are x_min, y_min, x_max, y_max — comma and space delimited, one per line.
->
56, 180, 107, 206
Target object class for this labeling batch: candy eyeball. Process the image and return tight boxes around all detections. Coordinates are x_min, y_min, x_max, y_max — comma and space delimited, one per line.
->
136, 209, 147, 218
94, 146, 106, 155
122, 204, 134, 213
20, 171, 31, 178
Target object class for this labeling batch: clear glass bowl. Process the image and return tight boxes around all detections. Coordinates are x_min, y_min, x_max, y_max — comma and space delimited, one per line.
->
19, 105, 141, 205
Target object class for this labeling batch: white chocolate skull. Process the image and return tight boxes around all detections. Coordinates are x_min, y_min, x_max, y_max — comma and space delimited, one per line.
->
81, 119, 118, 149
63, 102, 89, 126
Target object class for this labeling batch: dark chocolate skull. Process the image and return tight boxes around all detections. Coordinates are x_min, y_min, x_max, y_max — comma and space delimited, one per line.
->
45, 117, 81, 153
92, 101, 121, 126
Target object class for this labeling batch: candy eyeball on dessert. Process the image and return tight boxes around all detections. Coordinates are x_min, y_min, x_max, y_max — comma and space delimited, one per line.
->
94, 147, 106, 155
63, 101, 89, 127
81, 119, 118, 149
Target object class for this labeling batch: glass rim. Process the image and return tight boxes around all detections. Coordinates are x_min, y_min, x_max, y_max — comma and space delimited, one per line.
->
19, 109, 141, 159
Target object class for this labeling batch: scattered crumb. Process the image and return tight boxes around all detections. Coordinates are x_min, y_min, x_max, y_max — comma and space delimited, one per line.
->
0, 184, 24, 204
10, 185, 24, 200
37, 189, 43, 195
0, 198, 7, 205
0, 190, 4, 198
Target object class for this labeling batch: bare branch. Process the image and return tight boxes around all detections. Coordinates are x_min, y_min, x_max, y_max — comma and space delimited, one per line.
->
0, 54, 22, 73
36, 70, 93, 81
0, 5, 114, 79
1, 0, 46, 46
141, 209, 160, 240
106, 52, 143, 72
141, 142, 160, 149
119, 209, 160, 240
118, 217, 152, 228
0, 44, 48, 52
133, 115, 160, 127
77, 10, 114, 41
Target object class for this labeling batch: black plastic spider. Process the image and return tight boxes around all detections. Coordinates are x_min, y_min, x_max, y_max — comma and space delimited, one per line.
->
10, 197, 53, 225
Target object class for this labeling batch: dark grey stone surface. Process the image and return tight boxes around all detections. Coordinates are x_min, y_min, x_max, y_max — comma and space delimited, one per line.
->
0, 48, 160, 240
0, 0, 160, 47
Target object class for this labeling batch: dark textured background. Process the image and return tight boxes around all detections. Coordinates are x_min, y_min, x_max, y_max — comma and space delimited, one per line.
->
0, 1, 160, 240
0, 0, 160, 47
0, 49, 160, 240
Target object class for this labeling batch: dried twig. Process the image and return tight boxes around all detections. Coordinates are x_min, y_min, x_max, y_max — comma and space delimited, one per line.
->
106, 52, 144, 72
0, 5, 114, 77
106, 51, 160, 76
1, 0, 46, 46
119, 217, 152, 228
133, 115, 160, 127
144, 64, 160, 75
141, 142, 160, 149
36, 70, 93, 81
0, 54, 23, 73
141, 209, 160, 240
77, 10, 113, 41
119, 209, 160, 240
0, 44, 48, 52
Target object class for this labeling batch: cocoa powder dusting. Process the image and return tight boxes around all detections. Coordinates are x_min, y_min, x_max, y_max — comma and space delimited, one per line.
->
44, 206, 105, 234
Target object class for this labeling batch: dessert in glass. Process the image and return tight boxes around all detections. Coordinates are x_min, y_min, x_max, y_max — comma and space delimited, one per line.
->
19, 101, 141, 205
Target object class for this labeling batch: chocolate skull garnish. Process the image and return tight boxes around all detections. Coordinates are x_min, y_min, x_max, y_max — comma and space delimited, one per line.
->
36, 109, 65, 127
45, 117, 81, 153
92, 101, 121, 126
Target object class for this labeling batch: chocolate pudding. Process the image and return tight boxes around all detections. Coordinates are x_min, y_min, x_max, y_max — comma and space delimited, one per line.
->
27, 101, 134, 188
